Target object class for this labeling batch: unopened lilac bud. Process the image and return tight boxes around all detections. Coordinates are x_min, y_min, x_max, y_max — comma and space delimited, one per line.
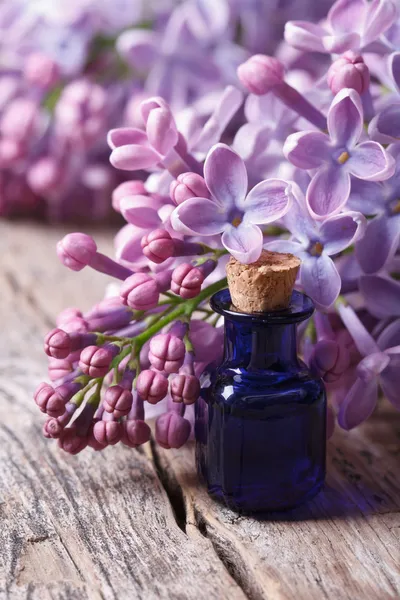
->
237, 54, 285, 95
56, 307, 83, 327
0, 98, 39, 140
122, 420, 151, 447
48, 358, 74, 381
57, 233, 97, 271
23, 52, 60, 89
155, 412, 191, 449
93, 419, 122, 446
58, 428, 88, 454
79, 345, 117, 378
43, 417, 63, 439
141, 97, 178, 155
27, 157, 63, 194
149, 334, 185, 374
170, 374, 200, 405
103, 385, 133, 418
62, 317, 89, 334
170, 172, 209, 205
171, 264, 204, 299
55, 80, 107, 145
327, 52, 370, 95
120, 272, 159, 310
0, 138, 25, 166
141, 229, 175, 263
136, 369, 169, 404
34, 383, 58, 417
112, 180, 147, 212
44, 328, 71, 359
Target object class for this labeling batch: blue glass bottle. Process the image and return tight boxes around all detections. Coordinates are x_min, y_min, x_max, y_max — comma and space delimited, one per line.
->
195, 289, 326, 513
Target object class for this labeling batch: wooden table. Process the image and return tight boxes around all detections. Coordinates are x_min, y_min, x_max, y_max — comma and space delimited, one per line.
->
1, 222, 399, 600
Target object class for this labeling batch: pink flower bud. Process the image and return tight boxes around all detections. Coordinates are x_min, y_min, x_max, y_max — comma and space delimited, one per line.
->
103, 385, 133, 418
141, 97, 178, 155
93, 420, 122, 446
23, 52, 60, 89
120, 272, 159, 310
136, 370, 169, 404
43, 417, 64, 439
0, 138, 26, 166
170, 172, 210, 205
170, 374, 200, 405
87, 421, 105, 450
79, 345, 115, 378
55, 80, 107, 145
237, 55, 285, 95
155, 412, 191, 449
27, 157, 63, 194
58, 428, 88, 455
309, 340, 350, 383
112, 180, 147, 212
44, 328, 71, 359
0, 98, 39, 140
149, 334, 186, 374
57, 232, 97, 271
62, 317, 89, 334
56, 307, 83, 327
327, 52, 370, 95
141, 229, 175, 263
48, 358, 73, 381
171, 263, 204, 299
34, 383, 58, 417
121, 419, 151, 448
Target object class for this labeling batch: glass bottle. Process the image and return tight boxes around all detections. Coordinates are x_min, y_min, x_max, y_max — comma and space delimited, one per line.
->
195, 289, 326, 513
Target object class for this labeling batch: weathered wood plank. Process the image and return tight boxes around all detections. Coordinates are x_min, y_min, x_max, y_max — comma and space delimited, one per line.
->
154, 409, 400, 600
1, 221, 400, 600
0, 223, 245, 600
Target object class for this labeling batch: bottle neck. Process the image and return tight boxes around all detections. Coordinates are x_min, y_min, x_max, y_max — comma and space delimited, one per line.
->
223, 318, 298, 370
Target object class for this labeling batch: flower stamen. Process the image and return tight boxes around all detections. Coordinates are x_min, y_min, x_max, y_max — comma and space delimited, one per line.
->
310, 241, 324, 256
337, 151, 350, 165
232, 216, 242, 228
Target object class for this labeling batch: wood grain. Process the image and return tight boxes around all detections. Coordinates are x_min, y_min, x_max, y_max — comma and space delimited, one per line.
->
0, 223, 244, 600
0, 222, 399, 600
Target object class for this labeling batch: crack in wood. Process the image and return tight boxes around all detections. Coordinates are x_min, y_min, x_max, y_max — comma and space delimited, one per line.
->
150, 437, 187, 535
150, 441, 253, 600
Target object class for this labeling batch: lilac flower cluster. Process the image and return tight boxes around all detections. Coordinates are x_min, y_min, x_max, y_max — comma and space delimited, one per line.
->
34, 0, 400, 454
0, 0, 330, 218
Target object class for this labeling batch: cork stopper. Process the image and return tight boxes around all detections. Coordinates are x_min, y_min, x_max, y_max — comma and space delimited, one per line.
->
226, 250, 301, 313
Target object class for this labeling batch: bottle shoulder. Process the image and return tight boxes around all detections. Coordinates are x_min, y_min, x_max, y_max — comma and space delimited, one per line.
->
200, 361, 325, 408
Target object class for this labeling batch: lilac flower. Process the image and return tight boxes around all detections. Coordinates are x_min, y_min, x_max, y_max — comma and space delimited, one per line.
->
284, 88, 395, 219
359, 274, 400, 318
265, 183, 366, 307
336, 303, 400, 429
233, 72, 311, 183
349, 144, 400, 274
116, 7, 222, 111
171, 143, 293, 263
369, 52, 400, 143
285, 0, 397, 55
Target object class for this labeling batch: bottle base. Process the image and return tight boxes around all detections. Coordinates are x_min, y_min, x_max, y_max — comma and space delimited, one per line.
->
205, 477, 325, 515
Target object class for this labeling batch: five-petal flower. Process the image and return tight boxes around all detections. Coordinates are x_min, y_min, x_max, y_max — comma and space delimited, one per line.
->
171, 143, 292, 263
285, 0, 397, 55
265, 182, 366, 308
283, 88, 395, 220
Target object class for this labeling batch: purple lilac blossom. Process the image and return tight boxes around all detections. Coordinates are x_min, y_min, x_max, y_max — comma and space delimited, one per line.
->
265, 182, 366, 307
171, 143, 293, 263
284, 88, 395, 219
29, 0, 400, 451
